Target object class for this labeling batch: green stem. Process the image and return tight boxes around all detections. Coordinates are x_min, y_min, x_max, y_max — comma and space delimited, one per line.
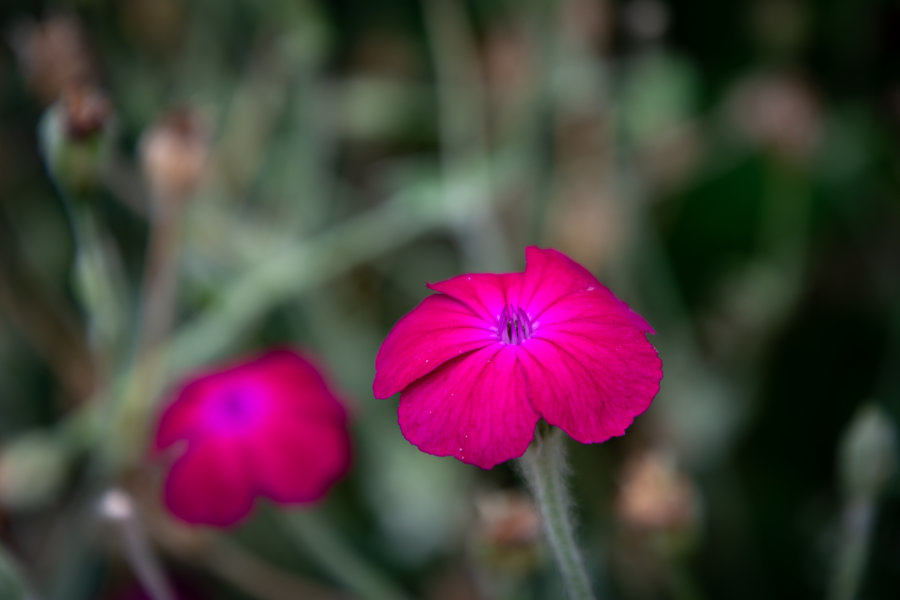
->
829, 495, 875, 600
70, 204, 127, 365
136, 202, 185, 357
280, 509, 411, 600
0, 541, 35, 600
518, 426, 596, 600
102, 490, 175, 600
106, 199, 186, 470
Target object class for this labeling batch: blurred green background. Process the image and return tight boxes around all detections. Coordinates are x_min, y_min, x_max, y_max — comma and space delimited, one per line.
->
1, 0, 899, 598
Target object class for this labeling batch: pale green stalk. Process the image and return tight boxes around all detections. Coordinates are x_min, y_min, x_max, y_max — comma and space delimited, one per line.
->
829, 496, 875, 600
0, 542, 35, 600
518, 426, 596, 600
101, 489, 175, 600
69, 202, 128, 368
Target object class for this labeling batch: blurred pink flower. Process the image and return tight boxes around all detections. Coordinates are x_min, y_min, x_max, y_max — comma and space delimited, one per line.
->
154, 349, 351, 527
373, 247, 662, 469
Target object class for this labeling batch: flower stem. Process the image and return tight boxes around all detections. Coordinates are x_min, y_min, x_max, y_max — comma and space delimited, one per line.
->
518, 425, 596, 600
829, 495, 876, 600
100, 489, 175, 600
0, 540, 35, 600
279, 509, 411, 600
69, 202, 127, 367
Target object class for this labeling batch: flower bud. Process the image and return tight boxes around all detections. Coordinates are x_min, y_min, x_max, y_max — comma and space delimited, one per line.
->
0, 433, 68, 511
139, 108, 211, 207
616, 450, 701, 537
839, 404, 897, 499
8, 13, 97, 105
613, 450, 702, 596
39, 84, 114, 194
59, 85, 113, 141
472, 491, 543, 574
725, 72, 822, 165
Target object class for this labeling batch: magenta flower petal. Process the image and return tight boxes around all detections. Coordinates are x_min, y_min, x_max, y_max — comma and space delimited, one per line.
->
163, 436, 255, 527
154, 349, 352, 527
511, 247, 597, 312
523, 324, 662, 443
253, 350, 348, 423
154, 379, 208, 449
426, 272, 518, 322
534, 289, 655, 333
374, 246, 663, 468
516, 246, 653, 331
250, 414, 352, 503
398, 345, 540, 469
374, 294, 498, 398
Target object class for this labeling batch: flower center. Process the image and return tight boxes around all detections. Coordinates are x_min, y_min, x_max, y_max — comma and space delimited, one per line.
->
499, 306, 533, 345
207, 386, 266, 431
221, 392, 252, 420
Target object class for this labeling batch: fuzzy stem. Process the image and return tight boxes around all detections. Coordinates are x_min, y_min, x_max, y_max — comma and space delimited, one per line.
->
518, 425, 595, 600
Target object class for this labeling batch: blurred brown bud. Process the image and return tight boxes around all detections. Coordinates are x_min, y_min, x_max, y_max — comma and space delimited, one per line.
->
613, 452, 702, 599
472, 491, 542, 573
60, 84, 113, 141
39, 84, 115, 193
8, 13, 98, 105
638, 122, 702, 193
140, 108, 212, 206
725, 72, 822, 165
616, 450, 701, 535
0, 433, 68, 511
839, 404, 897, 499
549, 187, 629, 273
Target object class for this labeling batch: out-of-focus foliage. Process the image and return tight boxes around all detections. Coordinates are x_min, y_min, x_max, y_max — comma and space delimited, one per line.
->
0, 0, 899, 599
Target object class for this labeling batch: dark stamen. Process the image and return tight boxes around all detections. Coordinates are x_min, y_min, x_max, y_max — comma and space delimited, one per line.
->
499, 306, 533, 345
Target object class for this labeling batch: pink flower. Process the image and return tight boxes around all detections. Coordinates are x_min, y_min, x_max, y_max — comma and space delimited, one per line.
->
154, 349, 351, 527
373, 247, 662, 469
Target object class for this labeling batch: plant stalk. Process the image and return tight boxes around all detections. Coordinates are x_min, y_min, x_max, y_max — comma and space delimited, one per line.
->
518, 425, 596, 600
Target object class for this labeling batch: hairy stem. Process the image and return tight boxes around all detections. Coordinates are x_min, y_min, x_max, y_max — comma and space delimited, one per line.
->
518, 425, 595, 600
